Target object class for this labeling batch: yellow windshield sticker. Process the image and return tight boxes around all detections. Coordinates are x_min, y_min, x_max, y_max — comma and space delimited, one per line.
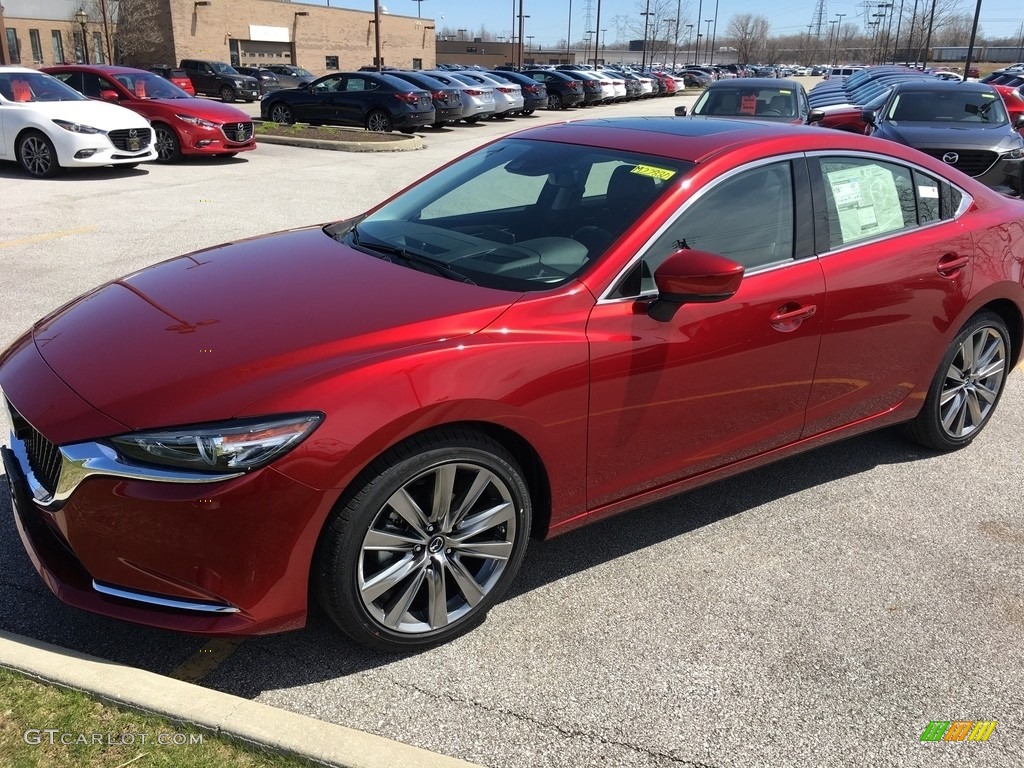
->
631, 164, 676, 181
778, 89, 792, 94
981, 93, 995, 99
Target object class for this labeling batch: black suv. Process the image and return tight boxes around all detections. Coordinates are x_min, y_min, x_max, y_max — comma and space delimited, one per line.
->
179, 59, 260, 103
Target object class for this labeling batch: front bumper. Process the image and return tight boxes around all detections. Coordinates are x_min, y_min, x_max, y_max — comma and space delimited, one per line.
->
2, 420, 333, 636
52, 127, 157, 168
180, 121, 257, 156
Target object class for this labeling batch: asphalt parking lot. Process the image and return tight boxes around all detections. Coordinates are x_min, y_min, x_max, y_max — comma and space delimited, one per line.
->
1, 87, 1022, 767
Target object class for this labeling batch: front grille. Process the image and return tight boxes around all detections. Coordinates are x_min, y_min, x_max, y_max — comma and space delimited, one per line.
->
220, 122, 253, 143
919, 148, 998, 177
108, 129, 152, 152
9, 404, 61, 495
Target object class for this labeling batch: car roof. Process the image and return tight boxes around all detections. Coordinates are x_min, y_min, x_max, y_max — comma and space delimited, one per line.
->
707, 78, 803, 89
43, 64, 154, 76
890, 80, 996, 94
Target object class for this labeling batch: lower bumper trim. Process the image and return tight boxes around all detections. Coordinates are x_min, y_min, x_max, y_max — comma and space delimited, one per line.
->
92, 580, 240, 614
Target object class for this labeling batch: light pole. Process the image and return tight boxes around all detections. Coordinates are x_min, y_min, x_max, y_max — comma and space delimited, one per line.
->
410, 0, 426, 19
834, 13, 846, 65
827, 19, 838, 65
686, 24, 694, 67
457, 28, 467, 41
566, 0, 572, 65
709, 0, 719, 66
640, 0, 653, 71
703, 19, 712, 65
673, 0, 682, 70
693, 0, 704, 65
600, 29, 607, 66
74, 7, 89, 65
665, 19, 677, 70
585, 30, 595, 67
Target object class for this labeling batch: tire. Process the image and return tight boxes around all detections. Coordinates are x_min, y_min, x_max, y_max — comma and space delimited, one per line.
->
314, 428, 532, 652
905, 311, 1011, 451
269, 103, 294, 125
16, 131, 60, 178
464, 116, 480, 124
154, 124, 182, 163
220, 85, 236, 103
521, 108, 534, 116
365, 110, 393, 132
548, 92, 563, 110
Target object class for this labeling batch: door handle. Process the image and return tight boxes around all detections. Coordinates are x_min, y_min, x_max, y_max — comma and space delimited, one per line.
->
937, 253, 969, 277
770, 303, 817, 332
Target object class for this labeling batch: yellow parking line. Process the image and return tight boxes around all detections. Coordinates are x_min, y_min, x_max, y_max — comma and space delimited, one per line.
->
0, 226, 97, 249
168, 638, 244, 684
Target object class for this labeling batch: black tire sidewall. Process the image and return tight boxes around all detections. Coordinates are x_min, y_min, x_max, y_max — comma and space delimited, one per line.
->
316, 434, 532, 652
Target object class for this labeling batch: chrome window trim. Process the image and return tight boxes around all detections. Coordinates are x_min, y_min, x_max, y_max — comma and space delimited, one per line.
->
596, 152, 807, 304
806, 149, 975, 258
597, 149, 974, 303
7, 430, 243, 511
93, 580, 240, 614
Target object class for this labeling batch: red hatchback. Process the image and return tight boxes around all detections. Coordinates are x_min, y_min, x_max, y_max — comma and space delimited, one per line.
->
44, 65, 256, 162
3, 119, 1024, 652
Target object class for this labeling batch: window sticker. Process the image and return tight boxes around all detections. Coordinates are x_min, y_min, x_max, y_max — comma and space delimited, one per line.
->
825, 164, 906, 242
631, 164, 676, 181
740, 94, 757, 114
918, 185, 939, 199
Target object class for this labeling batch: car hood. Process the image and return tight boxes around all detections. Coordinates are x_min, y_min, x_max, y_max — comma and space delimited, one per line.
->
30, 226, 519, 432
150, 97, 251, 122
881, 122, 1024, 150
16, 98, 151, 130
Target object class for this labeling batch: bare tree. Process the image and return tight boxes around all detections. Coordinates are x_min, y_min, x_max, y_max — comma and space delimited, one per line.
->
108, 0, 164, 65
727, 14, 770, 65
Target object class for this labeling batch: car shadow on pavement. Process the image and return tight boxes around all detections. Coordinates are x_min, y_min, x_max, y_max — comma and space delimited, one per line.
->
0, 164, 151, 181
0, 425, 937, 695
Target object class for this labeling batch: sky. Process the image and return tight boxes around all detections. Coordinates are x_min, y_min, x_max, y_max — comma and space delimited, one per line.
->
320, 0, 1023, 46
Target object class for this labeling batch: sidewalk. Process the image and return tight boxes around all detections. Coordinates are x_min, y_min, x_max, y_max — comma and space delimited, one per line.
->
0, 630, 483, 768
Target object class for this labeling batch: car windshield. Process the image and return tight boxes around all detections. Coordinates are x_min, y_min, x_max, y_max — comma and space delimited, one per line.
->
889, 89, 1009, 124
333, 138, 692, 292
211, 62, 240, 75
694, 87, 796, 117
0, 71, 86, 102
293, 68, 313, 78
113, 72, 191, 99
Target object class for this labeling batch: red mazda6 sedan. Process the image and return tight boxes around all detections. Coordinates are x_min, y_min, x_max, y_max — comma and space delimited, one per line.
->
44, 65, 256, 162
3, 119, 1024, 651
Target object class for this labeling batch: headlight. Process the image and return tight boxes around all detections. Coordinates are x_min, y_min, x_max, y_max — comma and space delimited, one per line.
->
1001, 148, 1024, 160
234, 79, 246, 87
108, 414, 323, 473
175, 113, 217, 129
52, 119, 103, 134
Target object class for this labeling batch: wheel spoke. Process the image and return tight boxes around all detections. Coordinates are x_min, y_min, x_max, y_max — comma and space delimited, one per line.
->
445, 556, 485, 607
361, 553, 421, 603
965, 389, 985, 426
386, 487, 430, 537
452, 501, 514, 542
945, 362, 966, 386
430, 464, 457, 524
452, 539, 513, 561
940, 391, 965, 432
425, 562, 448, 629
382, 567, 426, 629
974, 381, 999, 405
363, 528, 423, 552
960, 337, 975, 373
445, 468, 497, 531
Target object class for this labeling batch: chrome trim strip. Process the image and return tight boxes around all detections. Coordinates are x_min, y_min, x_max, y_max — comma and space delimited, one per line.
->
7, 430, 243, 511
92, 580, 241, 614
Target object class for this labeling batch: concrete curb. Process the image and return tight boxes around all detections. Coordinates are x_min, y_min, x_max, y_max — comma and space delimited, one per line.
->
0, 630, 483, 768
256, 131, 423, 153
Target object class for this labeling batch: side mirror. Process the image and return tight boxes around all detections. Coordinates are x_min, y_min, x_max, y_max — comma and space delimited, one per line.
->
861, 109, 877, 126
647, 249, 745, 322
99, 89, 119, 102
298, 81, 310, 90
807, 108, 824, 125
674, 104, 688, 116
1015, 114, 1024, 130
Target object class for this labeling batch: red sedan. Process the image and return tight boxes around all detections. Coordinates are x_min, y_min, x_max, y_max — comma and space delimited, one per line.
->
43, 65, 256, 162
3, 119, 1024, 652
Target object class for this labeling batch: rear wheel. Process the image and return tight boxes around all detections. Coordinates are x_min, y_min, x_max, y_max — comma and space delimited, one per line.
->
219, 85, 236, 103
314, 428, 532, 652
521, 108, 534, 116
905, 311, 1011, 451
365, 110, 393, 132
16, 131, 60, 178
548, 92, 563, 110
154, 124, 182, 163
464, 115, 481, 124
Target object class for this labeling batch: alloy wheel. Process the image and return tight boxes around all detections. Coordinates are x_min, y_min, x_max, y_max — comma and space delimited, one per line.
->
939, 326, 1006, 439
20, 135, 54, 177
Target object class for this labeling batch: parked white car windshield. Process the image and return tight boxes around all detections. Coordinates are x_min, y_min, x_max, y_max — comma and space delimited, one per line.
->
0, 71, 86, 102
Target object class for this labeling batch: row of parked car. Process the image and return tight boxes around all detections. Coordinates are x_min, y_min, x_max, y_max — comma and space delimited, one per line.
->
672, 66, 1024, 196
0, 64, 257, 176
259, 66, 686, 133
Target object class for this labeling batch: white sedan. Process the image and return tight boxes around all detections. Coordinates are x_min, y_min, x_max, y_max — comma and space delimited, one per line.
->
0, 66, 157, 178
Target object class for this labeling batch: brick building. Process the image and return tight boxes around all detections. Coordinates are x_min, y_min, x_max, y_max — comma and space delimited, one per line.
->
2, 0, 436, 75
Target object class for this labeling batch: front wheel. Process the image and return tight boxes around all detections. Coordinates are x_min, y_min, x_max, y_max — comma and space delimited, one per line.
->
16, 131, 60, 178
154, 124, 182, 162
548, 92, 563, 110
314, 428, 532, 652
905, 311, 1011, 451
269, 103, 294, 125
219, 85, 236, 103
365, 110, 393, 132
